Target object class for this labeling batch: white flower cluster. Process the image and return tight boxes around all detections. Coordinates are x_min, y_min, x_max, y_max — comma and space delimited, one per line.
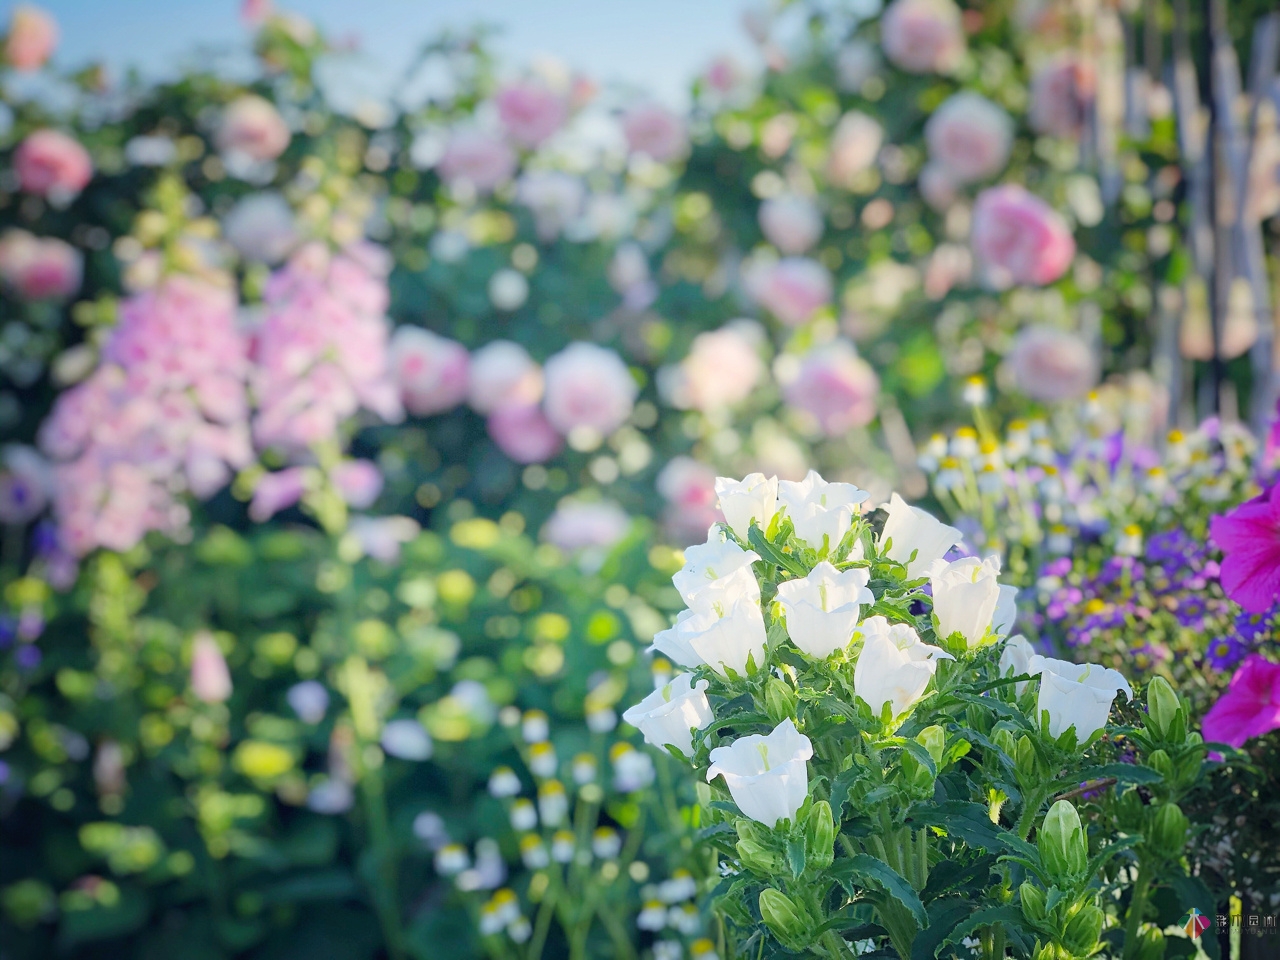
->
623, 470, 1135, 829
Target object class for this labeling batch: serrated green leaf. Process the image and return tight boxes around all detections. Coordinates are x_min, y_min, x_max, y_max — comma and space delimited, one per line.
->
787, 838, 806, 879
830, 855, 927, 927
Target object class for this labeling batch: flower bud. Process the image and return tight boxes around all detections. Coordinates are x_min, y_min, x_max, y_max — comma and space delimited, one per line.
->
1146, 677, 1185, 742
759, 887, 813, 950
1019, 882, 1047, 925
1015, 734, 1041, 784
1038, 800, 1088, 885
736, 836, 784, 876
992, 727, 1016, 759
1115, 789, 1145, 833
1134, 927, 1165, 960
804, 800, 835, 871
1149, 803, 1188, 859
1061, 903, 1104, 955
1146, 749, 1173, 781
764, 677, 798, 725
917, 725, 946, 766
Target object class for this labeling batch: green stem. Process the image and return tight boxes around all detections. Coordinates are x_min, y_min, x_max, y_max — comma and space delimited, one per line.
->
360, 773, 406, 960
527, 868, 561, 960
1016, 786, 1049, 841
1122, 864, 1154, 960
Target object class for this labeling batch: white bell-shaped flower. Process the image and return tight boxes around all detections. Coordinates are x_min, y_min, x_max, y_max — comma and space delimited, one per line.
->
776, 561, 873, 658
1028, 655, 1132, 743
992, 584, 1018, 637
622, 673, 714, 757
928, 555, 1003, 649
715, 472, 779, 541
777, 469, 869, 553
853, 615, 953, 718
877, 492, 961, 579
999, 634, 1035, 695
706, 718, 813, 827
672, 526, 761, 605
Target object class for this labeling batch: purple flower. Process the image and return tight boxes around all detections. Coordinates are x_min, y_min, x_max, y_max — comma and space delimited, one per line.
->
1203, 654, 1280, 748
1210, 485, 1280, 614
1207, 635, 1248, 671
14, 645, 41, 671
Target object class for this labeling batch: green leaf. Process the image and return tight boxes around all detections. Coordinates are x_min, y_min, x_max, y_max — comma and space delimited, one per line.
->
934, 905, 1028, 956
909, 801, 1037, 860
830, 766, 861, 819
830, 854, 927, 928
900, 739, 937, 778
1073, 763, 1163, 786
909, 900, 979, 960
57, 887, 151, 949
787, 838, 806, 879
1165, 876, 1220, 960
920, 855, 997, 900
748, 526, 808, 578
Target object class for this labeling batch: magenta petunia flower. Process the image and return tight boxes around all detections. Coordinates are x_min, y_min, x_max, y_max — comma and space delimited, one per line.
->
1209, 485, 1280, 614
1202, 655, 1280, 748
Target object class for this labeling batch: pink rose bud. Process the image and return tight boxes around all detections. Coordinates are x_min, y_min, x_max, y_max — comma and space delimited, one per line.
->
542, 342, 637, 439
924, 91, 1014, 184
621, 103, 688, 163
332, 459, 383, 509
1006, 326, 1097, 402
487, 403, 563, 464
249, 467, 308, 522
0, 229, 82, 300
190, 632, 233, 704
495, 80, 568, 148
825, 111, 884, 190
658, 323, 763, 412
437, 130, 517, 194
971, 184, 1076, 287
5, 5, 57, 71
217, 95, 291, 162
783, 340, 880, 435
880, 0, 966, 75
468, 340, 544, 414
14, 129, 93, 199
656, 456, 723, 546
389, 326, 470, 417
758, 194, 823, 255
1029, 54, 1094, 140
746, 256, 833, 327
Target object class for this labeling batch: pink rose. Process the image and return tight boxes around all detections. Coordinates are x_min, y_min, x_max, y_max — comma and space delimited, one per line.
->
542, 342, 636, 438
924, 91, 1013, 184
389, 326, 470, 417
826, 111, 883, 190
6, 5, 57, 71
1029, 54, 1094, 140
0, 229, 81, 300
656, 456, 723, 545
249, 467, 307, 522
468, 340, 544, 415
190, 632, 232, 703
332, 459, 382, 509
14, 129, 92, 198
783, 340, 879, 435
1006, 326, 1097, 402
217, 95, 291, 162
487, 403, 563, 464
971, 184, 1075, 287
880, 0, 965, 74
659, 323, 763, 412
746, 257, 833, 327
704, 55, 746, 96
542, 500, 630, 552
495, 80, 568, 148
621, 104, 688, 163
759, 194, 823, 254
438, 130, 517, 193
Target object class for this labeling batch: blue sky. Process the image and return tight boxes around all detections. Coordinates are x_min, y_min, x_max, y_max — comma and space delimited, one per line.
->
26, 0, 757, 104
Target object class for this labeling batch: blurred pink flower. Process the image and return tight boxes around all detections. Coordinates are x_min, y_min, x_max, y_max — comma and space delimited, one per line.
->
191, 632, 232, 703
826, 111, 883, 190
783, 340, 879, 435
217, 95, 290, 162
1210, 486, 1280, 615
704, 55, 746, 96
332, 459, 382, 509
621, 104, 688, 163
249, 467, 307, 522
495, 80, 568, 148
0, 229, 81, 300
0, 445, 52, 524
971, 184, 1075, 287
253, 243, 403, 453
438, 130, 517, 193
1202, 655, 1280, 748
918, 163, 960, 212
14, 129, 92, 199
240, 0, 273, 26
660, 323, 763, 412
222, 191, 299, 264
468, 340, 543, 414
389, 326, 470, 417
924, 91, 1013, 184
881, 0, 965, 75
542, 342, 636, 438
487, 403, 563, 464
746, 257, 833, 327
542, 500, 630, 551
1007, 326, 1097, 402
758, 194, 823, 254
349, 515, 420, 563
1029, 54, 1094, 140
656, 456, 723, 545
6, 5, 57, 71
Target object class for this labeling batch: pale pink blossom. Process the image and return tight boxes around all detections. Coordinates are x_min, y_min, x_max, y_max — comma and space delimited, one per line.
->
1006, 326, 1097, 402
826, 111, 883, 190
656, 456, 723, 545
222, 191, 299, 264
704, 55, 746, 97
389, 326, 470, 417
1029, 54, 1094, 140
495, 80, 568, 148
880, 0, 965, 75
759, 194, 823, 254
621, 104, 688, 163
191, 632, 232, 703
217, 95, 290, 162
468, 340, 543, 414
249, 467, 307, 522
0, 445, 52, 524
438, 130, 517, 193
745, 257, 833, 327
660, 323, 763, 412
971, 184, 1075, 287
332, 459, 382, 509
918, 163, 959, 212
783, 340, 880, 435
542, 342, 636, 438
14, 129, 92, 199
0, 229, 81, 300
515, 171, 585, 240
542, 500, 630, 552
835, 41, 879, 92
924, 92, 1013, 184
241, 0, 273, 26
487, 403, 563, 464
6, 5, 57, 71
